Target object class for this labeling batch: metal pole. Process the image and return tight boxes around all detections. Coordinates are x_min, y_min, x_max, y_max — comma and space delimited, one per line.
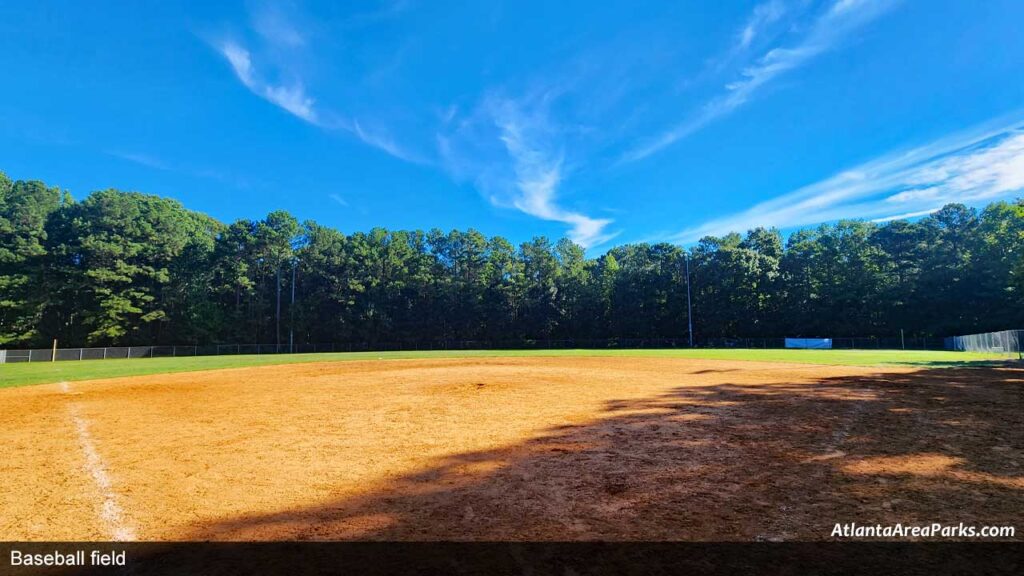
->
276, 265, 282, 351
52, 339, 57, 362
684, 252, 694, 348
901, 329, 905, 350
290, 261, 296, 354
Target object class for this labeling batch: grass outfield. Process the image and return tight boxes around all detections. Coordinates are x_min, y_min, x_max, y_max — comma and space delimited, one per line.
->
0, 348, 1010, 389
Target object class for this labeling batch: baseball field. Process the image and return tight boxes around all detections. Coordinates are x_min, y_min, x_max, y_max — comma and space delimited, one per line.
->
1, 350, 1020, 541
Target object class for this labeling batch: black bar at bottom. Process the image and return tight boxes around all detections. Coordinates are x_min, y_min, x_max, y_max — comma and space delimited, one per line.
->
0, 542, 1020, 576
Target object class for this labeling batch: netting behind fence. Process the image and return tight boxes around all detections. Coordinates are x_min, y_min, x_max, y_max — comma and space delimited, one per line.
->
945, 330, 1022, 356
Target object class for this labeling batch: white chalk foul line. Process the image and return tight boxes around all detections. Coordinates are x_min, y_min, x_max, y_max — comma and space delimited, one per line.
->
61, 382, 137, 541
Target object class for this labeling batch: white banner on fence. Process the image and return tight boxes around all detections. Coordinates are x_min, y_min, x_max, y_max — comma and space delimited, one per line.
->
785, 338, 833, 349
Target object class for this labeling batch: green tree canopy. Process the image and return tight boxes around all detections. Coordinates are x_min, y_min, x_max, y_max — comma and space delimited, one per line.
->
2, 169, 1022, 348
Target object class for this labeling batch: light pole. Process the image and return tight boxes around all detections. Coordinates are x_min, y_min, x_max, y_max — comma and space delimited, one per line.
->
276, 265, 282, 351
289, 260, 297, 354
685, 251, 694, 348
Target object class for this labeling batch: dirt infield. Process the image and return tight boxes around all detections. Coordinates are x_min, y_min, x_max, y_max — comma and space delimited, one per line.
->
1, 357, 1021, 541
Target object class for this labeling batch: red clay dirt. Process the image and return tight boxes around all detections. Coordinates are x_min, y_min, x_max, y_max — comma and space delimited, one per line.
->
1, 357, 1021, 541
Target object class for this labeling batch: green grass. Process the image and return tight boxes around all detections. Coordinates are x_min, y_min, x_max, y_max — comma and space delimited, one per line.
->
0, 348, 1012, 389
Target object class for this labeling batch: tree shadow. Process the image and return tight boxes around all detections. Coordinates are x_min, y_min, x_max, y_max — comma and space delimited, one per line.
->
887, 359, 1021, 368
190, 366, 1023, 541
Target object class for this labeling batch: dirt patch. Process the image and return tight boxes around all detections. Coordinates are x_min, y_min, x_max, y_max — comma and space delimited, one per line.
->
1, 357, 1020, 541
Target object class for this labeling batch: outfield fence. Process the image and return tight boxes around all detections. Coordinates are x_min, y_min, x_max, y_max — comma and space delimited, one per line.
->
0, 335, 958, 364
945, 329, 1022, 358
700, 336, 948, 350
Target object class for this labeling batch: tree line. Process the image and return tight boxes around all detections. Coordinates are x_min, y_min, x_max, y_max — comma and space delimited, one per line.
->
1, 169, 1022, 348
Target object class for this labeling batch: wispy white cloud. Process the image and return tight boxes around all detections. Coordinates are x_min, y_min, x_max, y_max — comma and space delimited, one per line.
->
670, 115, 1024, 242
439, 96, 617, 248
214, 37, 424, 163
208, 1, 424, 163
328, 193, 348, 206
106, 149, 260, 188
251, 2, 307, 48
218, 40, 319, 124
349, 119, 423, 163
263, 83, 317, 122
738, 0, 788, 49
622, 0, 897, 163
107, 150, 170, 171
496, 111, 616, 248
870, 208, 940, 223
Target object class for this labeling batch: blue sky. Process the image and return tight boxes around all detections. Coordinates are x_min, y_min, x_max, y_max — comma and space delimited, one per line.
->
2, 0, 1023, 251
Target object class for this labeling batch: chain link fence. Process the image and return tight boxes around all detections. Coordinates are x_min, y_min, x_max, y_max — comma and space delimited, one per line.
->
0, 335, 960, 364
945, 329, 1022, 358
700, 336, 948, 350
1, 344, 328, 364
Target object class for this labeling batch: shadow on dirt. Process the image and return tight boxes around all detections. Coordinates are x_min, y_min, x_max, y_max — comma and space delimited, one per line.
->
886, 358, 1022, 368
194, 366, 1023, 541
